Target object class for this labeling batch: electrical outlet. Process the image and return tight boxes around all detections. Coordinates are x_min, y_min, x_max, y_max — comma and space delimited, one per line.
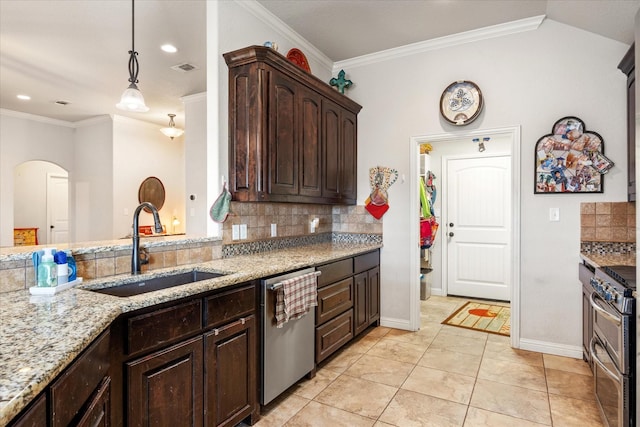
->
271, 223, 277, 237
549, 207, 560, 222
232, 224, 240, 240
240, 224, 247, 239
123, 208, 129, 216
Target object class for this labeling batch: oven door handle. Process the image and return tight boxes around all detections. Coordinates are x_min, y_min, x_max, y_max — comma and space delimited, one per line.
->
590, 336, 621, 383
589, 292, 622, 326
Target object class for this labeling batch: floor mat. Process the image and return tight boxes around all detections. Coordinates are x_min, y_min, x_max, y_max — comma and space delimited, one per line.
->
441, 301, 510, 336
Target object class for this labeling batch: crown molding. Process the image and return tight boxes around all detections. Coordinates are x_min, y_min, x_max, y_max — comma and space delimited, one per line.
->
234, 0, 334, 71
0, 108, 75, 128
74, 115, 112, 128
334, 15, 546, 71
181, 92, 207, 104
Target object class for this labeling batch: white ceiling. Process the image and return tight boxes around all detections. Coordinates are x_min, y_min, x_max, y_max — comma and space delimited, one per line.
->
1, 0, 637, 127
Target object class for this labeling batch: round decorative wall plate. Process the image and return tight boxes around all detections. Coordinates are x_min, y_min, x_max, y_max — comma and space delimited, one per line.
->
439, 80, 483, 126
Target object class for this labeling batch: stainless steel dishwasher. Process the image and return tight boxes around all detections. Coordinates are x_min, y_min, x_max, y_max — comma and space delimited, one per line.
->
261, 267, 318, 405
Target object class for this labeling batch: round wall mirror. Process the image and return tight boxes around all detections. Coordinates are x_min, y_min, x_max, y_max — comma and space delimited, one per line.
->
138, 177, 165, 212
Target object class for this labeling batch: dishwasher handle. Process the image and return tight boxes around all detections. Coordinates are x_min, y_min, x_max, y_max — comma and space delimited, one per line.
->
268, 271, 321, 291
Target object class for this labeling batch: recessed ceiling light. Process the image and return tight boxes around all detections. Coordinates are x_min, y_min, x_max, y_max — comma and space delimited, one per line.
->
161, 44, 178, 53
17, 94, 30, 100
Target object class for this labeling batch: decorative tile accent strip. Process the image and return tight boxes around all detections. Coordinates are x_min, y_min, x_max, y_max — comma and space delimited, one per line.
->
331, 232, 383, 245
581, 241, 636, 255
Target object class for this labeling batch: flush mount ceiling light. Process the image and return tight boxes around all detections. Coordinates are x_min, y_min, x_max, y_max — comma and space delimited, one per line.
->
16, 94, 31, 100
161, 44, 178, 53
160, 114, 184, 140
116, 0, 149, 112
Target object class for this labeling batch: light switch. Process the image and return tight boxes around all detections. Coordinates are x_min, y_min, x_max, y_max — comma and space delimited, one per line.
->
232, 224, 240, 240
549, 208, 560, 222
240, 224, 247, 239
271, 223, 277, 237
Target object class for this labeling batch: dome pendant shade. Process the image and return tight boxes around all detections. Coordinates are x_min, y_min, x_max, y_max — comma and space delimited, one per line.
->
116, 0, 148, 113
117, 83, 149, 112
160, 114, 184, 140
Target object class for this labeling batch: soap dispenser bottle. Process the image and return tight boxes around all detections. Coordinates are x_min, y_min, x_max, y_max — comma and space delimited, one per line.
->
37, 248, 57, 287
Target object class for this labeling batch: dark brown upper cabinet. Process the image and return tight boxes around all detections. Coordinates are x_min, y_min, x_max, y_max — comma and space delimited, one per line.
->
618, 44, 635, 202
224, 46, 362, 205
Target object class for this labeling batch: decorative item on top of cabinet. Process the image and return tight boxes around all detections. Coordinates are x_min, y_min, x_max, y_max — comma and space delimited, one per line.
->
617, 43, 635, 202
224, 45, 362, 205
329, 69, 353, 94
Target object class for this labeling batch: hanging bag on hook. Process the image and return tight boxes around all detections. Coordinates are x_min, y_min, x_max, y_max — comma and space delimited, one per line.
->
210, 182, 232, 223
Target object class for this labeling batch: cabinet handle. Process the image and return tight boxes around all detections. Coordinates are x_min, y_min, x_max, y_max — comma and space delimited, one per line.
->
240, 317, 246, 325
213, 329, 219, 336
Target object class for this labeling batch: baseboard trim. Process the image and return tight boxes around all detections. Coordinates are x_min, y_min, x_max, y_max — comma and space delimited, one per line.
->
519, 338, 583, 359
380, 317, 415, 331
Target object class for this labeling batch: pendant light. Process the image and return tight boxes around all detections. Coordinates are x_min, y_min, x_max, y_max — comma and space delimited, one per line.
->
116, 0, 149, 112
160, 114, 184, 140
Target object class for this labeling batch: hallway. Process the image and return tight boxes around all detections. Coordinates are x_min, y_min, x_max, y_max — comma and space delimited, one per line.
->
253, 296, 603, 426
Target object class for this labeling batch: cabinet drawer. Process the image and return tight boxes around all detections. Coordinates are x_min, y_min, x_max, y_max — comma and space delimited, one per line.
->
127, 299, 202, 355
10, 393, 46, 427
316, 277, 353, 325
317, 258, 353, 288
315, 309, 354, 363
50, 330, 110, 427
354, 250, 379, 274
205, 284, 256, 328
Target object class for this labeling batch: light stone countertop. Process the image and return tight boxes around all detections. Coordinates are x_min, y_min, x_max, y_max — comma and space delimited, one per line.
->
580, 252, 636, 269
0, 241, 381, 424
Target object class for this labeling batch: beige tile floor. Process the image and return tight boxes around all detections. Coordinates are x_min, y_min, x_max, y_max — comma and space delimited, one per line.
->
254, 296, 604, 427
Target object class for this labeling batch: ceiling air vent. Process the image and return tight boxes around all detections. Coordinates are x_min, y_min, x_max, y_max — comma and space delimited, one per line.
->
171, 63, 198, 73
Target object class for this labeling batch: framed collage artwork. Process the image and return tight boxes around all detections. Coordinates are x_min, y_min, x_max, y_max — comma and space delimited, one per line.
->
534, 116, 613, 194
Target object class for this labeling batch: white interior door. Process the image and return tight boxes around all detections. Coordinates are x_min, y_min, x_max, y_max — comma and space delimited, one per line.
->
47, 173, 69, 244
446, 155, 511, 301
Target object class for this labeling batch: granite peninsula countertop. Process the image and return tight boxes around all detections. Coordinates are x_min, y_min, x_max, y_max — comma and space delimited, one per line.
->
0, 241, 381, 424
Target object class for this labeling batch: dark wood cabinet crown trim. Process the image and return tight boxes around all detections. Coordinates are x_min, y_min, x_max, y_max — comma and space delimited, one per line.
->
617, 43, 635, 201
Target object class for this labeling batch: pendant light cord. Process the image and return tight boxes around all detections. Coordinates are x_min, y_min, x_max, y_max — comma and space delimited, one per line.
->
127, 0, 139, 86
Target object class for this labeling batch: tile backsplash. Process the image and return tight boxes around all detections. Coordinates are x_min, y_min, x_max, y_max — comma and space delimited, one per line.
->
580, 202, 635, 243
222, 202, 382, 244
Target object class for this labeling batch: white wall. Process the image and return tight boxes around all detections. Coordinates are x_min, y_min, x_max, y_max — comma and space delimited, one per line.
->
0, 111, 75, 247
112, 115, 185, 238
75, 116, 113, 241
346, 20, 629, 350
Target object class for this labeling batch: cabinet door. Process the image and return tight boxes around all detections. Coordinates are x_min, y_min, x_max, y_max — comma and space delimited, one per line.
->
299, 87, 323, 198
354, 272, 368, 335
205, 315, 257, 427
269, 72, 299, 196
322, 99, 341, 199
340, 109, 357, 203
127, 336, 203, 427
367, 266, 381, 326
77, 377, 110, 427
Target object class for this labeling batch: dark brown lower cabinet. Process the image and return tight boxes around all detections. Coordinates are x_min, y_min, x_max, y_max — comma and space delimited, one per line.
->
354, 266, 380, 335
127, 336, 204, 427
205, 315, 256, 427
118, 282, 259, 427
315, 250, 381, 364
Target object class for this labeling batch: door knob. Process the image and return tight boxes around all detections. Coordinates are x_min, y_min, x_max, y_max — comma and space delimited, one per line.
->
449, 232, 454, 237
449, 223, 454, 227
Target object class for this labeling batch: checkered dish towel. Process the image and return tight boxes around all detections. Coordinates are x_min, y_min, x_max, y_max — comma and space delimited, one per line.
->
275, 272, 319, 328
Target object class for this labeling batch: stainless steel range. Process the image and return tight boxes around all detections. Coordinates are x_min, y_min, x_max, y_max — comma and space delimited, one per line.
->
589, 265, 636, 427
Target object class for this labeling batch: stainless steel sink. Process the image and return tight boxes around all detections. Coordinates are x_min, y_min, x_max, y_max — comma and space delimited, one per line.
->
88, 270, 224, 297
